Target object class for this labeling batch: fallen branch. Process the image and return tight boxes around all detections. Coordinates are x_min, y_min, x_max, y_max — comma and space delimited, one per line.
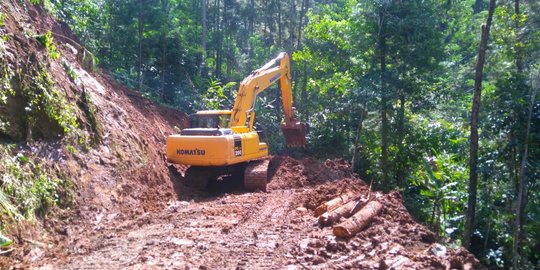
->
333, 200, 383, 238
0, 248, 15, 255
319, 194, 369, 226
314, 191, 357, 217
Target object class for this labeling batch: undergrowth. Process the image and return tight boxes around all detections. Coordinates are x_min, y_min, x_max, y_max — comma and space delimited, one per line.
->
0, 12, 5, 28
0, 144, 72, 225
62, 60, 77, 82
79, 90, 102, 145
35, 31, 60, 60
20, 64, 79, 137
0, 36, 13, 136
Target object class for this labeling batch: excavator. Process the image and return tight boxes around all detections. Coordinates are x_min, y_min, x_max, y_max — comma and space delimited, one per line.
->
165, 52, 307, 191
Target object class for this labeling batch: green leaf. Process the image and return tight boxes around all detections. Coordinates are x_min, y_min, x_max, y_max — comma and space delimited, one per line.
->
0, 233, 12, 247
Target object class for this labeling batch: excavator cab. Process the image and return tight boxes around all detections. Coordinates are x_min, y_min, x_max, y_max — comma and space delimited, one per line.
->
189, 112, 231, 129
181, 111, 234, 136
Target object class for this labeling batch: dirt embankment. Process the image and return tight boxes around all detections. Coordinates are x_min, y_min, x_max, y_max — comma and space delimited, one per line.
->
1, 1, 188, 267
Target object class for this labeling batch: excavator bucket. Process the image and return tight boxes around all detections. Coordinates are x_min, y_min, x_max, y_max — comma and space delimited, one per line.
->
281, 121, 307, 147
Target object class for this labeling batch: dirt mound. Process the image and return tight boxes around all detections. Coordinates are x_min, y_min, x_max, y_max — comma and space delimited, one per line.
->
267, 157, 484, 269
289, 188, 484, 269
268, 156, 356, 190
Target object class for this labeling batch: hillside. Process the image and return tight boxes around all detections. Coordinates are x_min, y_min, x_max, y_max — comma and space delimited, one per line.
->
0, 1, 486, 269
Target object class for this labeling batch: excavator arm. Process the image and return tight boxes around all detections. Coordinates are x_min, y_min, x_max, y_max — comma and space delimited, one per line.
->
229, 52, 306, 147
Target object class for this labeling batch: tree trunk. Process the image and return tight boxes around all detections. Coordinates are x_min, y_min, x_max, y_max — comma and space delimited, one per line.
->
396, 93, 405, 187
289, 0, 297, 98
333, 201, 383, 238
314, 191, 358, 217
202, 0, 207, 53
160, 0, 169, 103
301, 61, 308, 120
247, 0, 255, 71
319, 196, 369, 226
289, 0, 296, 54
378, 9, 390, 191
512, 72, 538, 269
107, 0, 114, 65
463, 0, 496, 250
514, 0, 523, 73
137, 0, 143, 92
278, 1, 282, 48
226, 36, 232, 79
160, 33, 167, 103
296, 0, 309, 50
215, 0, 222, 78
351, 108, 367, 173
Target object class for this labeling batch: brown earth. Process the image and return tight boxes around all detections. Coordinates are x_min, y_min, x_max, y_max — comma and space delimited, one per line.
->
0, 1, 484, 269
12, 157, 483, 270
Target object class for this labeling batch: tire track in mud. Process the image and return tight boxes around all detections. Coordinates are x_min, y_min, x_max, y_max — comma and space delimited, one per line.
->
224, 190, 296, 269
32, 158, 484, 270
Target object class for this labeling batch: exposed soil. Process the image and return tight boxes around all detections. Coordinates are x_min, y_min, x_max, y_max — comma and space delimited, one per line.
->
11, 157, 482, 270
0, 2, 484, 269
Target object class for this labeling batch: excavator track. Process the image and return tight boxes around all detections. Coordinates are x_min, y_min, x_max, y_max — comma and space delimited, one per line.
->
244, 159, 270, 192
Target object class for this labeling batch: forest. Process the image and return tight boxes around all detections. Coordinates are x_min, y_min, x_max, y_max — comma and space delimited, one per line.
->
0, 0, 539, 268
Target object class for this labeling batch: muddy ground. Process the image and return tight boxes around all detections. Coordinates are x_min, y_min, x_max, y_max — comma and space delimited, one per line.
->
12, 157, 481, 270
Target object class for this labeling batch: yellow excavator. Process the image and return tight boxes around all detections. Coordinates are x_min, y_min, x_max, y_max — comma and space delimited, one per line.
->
166, 52, 307, 191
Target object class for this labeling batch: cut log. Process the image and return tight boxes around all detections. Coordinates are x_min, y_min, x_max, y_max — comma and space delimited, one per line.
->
314, 191, 358, 217
319, 195, 369, 226
333, 200, 383, 238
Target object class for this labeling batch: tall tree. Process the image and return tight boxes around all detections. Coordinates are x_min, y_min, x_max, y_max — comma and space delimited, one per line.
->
463, 0, 496, 250
512, 71, 538, 269
378, 7, 390, 191
202, 0, 207, 54
215, 0, 222, 78
137, 0, 143, 92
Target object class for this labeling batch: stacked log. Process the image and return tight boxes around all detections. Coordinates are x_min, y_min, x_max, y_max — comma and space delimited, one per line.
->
314, 189, 382, 238
318, 195, 369, 226
314, 191, 357, 217
333, 200, 383, 238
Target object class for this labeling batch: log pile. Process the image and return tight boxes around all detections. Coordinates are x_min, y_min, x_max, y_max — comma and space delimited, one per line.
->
314, 191, 382, 238
333, 201, 383, 238
314, 191, 357, 217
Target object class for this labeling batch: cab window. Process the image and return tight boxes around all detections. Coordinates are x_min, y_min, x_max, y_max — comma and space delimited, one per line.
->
190, 114, 231, 128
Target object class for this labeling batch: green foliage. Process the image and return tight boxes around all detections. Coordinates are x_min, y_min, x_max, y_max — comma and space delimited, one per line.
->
0, 12, 5, 28
20, 66, 79, 136
199, 80, 236, 110
62, 60, 78, 82
0, 144, 71, 222
0, 232, 12, 247
410, 153, 468, 238
30, 0, 44, 5
0, 44, 14, 135
35, 31, 60, 60
79, 90, 102, 145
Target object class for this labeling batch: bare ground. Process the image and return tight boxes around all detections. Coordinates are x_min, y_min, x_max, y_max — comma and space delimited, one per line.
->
14, 158, 482, 270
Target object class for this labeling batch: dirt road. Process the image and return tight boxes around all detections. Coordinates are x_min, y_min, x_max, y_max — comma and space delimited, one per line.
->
27, 157, 482, 270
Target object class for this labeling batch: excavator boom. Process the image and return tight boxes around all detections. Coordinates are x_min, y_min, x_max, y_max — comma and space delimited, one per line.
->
229, 52, 306, 147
